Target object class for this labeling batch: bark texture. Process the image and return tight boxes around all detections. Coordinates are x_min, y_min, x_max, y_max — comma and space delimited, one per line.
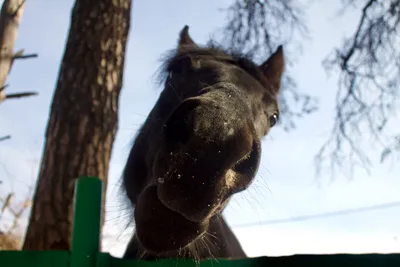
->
23, 0, 132, 250
0, 0, 25, 103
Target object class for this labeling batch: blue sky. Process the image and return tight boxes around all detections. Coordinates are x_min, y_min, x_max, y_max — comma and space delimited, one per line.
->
0, 0, 399, 257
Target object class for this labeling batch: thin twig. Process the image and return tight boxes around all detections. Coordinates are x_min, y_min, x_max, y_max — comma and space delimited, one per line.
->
5, 91, 38, 99
0, 135, 11, 142
317, 0, 400, 177
13, 53, 38, 60
0, 84, 8, 92
11, 0, 25, 17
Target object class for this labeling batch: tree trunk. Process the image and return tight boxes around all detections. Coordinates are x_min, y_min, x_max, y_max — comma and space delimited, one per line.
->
23, 0, 132, 250
0, 0, 25, 103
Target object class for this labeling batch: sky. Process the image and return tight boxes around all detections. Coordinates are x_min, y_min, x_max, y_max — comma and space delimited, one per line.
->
0, 0, 399, 258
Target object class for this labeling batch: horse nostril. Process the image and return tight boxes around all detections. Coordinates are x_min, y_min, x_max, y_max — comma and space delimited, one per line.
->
164, 100, 200, 145
232, 140, 260, 175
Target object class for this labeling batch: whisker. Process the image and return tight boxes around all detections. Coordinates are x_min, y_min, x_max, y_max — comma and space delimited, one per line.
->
168, 81, 182, 102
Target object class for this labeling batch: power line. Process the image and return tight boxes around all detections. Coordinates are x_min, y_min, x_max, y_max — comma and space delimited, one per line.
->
232, 201, 400, 229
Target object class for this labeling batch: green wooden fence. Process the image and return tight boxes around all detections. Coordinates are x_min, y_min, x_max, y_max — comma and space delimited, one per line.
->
1, 176, 399, 266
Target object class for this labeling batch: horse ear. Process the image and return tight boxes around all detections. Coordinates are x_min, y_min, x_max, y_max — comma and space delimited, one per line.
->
178, 25, 198, 50
259, 45, 285, 95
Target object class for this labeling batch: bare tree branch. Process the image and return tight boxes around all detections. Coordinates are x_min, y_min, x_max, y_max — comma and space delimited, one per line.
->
220, 0, 400, 178
11, 0, 24, 17
0, 135, 11, 142
13, 53, 38, 60
0, 189, 32, 235
316, 0, 400, 177
1, 193, 14, 213
12, 49, 38, 61
5, 91, 38, 99
0, 83, 8, 92
219, 0, 318, 131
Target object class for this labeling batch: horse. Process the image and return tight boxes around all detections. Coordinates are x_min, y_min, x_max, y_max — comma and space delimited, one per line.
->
121, 25, 284, 261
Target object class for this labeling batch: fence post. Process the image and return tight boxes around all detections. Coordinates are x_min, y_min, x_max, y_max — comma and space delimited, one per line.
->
70, 176, 103, 267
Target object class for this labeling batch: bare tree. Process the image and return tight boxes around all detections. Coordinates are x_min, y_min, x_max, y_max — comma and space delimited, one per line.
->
23, 0, 132, 250
220, 0, 400, 176
220, 0, 317, 132
0, 0, 38, 144
316, 0, 400, 176
0, 192, 32, 234
0, 0, 38, 105
0, 190, 32, 250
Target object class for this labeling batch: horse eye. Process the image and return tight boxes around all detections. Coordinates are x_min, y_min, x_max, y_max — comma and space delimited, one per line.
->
269, 113, 278, 127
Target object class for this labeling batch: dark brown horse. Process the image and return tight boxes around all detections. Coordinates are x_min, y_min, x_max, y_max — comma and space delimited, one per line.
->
121, 25, 284, 261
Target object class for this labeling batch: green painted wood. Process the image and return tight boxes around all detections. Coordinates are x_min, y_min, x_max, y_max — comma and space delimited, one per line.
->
0, 250, 70, 267
71, 176, 103, 267
1, 176, 399, 267
101, 252, 400, 267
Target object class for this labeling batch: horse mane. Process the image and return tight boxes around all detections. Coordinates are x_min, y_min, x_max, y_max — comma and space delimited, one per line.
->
155, 41, 269, 89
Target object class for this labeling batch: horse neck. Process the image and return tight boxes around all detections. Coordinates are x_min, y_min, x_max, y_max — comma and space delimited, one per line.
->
204, 214, 247, 259
123, 215, 246, 260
